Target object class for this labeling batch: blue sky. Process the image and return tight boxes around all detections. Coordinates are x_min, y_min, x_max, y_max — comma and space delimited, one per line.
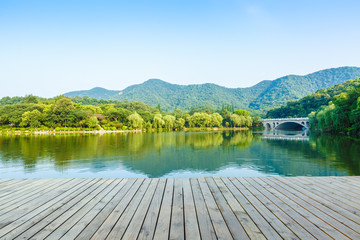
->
1, 0, 360, 97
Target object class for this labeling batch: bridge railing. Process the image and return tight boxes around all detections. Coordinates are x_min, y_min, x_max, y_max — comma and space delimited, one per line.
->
262, 118, 309, 121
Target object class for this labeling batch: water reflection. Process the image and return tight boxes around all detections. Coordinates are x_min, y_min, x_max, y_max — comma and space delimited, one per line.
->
0, 130, 359, 178
262, 130, 310, 141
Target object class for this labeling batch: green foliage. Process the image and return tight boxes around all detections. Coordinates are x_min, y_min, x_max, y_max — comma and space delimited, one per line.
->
0, 94, 259, 131
151, 114, 164, 129
234, 109, 250, 117
20, 110, 43, 128
86, 116, 99, 128
127, 112, 144, 129
266, 78, 360, 118
175, 118, 185, 130
187, 112, 211, 127
310, 82, 360, 134
163, 115, 176, 130
210, 113, 223, 127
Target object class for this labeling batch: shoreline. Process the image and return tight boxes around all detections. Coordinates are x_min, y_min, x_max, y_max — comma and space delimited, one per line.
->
0, 127, 250, 135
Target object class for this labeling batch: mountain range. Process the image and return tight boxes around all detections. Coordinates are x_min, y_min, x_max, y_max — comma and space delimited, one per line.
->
64, 66, 360, 112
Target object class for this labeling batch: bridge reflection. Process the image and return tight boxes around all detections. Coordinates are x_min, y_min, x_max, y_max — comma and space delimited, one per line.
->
262, 130, 310, 141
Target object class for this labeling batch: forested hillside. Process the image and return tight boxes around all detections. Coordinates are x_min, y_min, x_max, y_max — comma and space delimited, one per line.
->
266, 78, 360, 118
64, 67, 360, 111
309, 80, 360, 134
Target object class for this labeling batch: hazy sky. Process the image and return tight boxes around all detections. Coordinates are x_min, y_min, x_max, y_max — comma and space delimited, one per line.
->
1, 0, 360, 98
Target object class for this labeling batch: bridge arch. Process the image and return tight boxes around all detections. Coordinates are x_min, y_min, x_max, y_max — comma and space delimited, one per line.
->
262, 118, 309, 131
275, 121, 306, 130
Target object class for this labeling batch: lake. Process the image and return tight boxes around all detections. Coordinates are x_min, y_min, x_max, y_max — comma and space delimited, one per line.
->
0, 130, 359, 178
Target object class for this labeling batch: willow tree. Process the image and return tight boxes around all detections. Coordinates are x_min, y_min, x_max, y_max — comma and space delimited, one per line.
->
163, 115, 176, 130
153, 114, 165, 129
127, 112, 144, 129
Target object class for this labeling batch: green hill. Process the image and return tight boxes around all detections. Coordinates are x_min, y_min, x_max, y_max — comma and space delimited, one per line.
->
64, 66, 360, 111
266, 78, 360, 118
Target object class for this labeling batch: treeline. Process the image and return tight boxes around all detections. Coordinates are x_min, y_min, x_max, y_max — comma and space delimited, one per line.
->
309, 84, 360, 134
266, 78, 360, 118
0, 95, 260, 131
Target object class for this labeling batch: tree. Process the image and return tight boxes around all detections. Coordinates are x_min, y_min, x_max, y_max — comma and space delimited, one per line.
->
144, 121, 152, 129
210, 113, 223, 127
153, 114, 165, 129
127, 112, 144, 129
174, 109, 184, 119
187, 112, 211, 127
234, 109, 250, 117
244, 116, 253, 127
86, 116, 99, 128
20, 110, 43, 128
156, 103, 162, 112
175, 118, 185, 130
51, 97, 75, 127
22, 95, 38, 104
230, 114, 243, 127
163, 115, 176, 130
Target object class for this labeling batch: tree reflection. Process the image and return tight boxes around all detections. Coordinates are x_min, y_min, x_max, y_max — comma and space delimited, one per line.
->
0, 131, 358, 177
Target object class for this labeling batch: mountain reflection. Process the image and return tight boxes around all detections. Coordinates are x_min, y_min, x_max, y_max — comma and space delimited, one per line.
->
0, 131, 359, 178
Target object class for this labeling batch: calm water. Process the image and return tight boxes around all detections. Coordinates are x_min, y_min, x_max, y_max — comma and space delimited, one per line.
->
0, 130, 359, 178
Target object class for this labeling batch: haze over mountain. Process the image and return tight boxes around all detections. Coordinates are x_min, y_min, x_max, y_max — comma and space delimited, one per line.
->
64, 67, 360, 111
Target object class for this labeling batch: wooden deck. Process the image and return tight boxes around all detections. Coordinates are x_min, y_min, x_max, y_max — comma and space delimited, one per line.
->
0, 177, 359, 239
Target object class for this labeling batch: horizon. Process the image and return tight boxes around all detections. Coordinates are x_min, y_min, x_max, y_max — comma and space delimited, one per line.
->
1, 0, 360, 98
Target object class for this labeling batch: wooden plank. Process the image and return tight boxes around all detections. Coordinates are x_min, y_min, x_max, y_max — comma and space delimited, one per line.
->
309, 177, 360, 200
58, 179, 126, 239
274, 177, 360, 233
206, 177, 250, 240
190, 178, 217, 240
38, 178, 118, 239
0, 179, 73, 212
25, 178, 109, 239
0, 179, 74, 225
0, 180, 38, 202
74, 179, 136, 240
90, 178, 145, 239
298, 177, 360, 203
256, 177, 348, 240
263, 177, 357, 239
153, 178, 174, 240
330, 177, 360, 192
0, 177, 359, 240
0, 178, 71, 213
286, 177, 360, 216
197, 177, 234, 240
183, 178, 201, 240
122, 179, 160, 240
0, 179, 33, 194
0, 179, 13, 184
249, 177, 333, 240
340, 176, 360, 185
169, 178, 184, 240
222, 178, 281, 240
240, 178, 316, 239
137, 178, 166, 240
5, 179, 98, 240
231, 178, 298, 240
0, 179, 58, 205
213, 178, 266, 240
106, 178, 152, 239
0, 178, 92, 238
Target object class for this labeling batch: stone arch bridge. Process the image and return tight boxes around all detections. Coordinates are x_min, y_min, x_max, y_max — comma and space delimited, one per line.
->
262, 118, 309, 130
